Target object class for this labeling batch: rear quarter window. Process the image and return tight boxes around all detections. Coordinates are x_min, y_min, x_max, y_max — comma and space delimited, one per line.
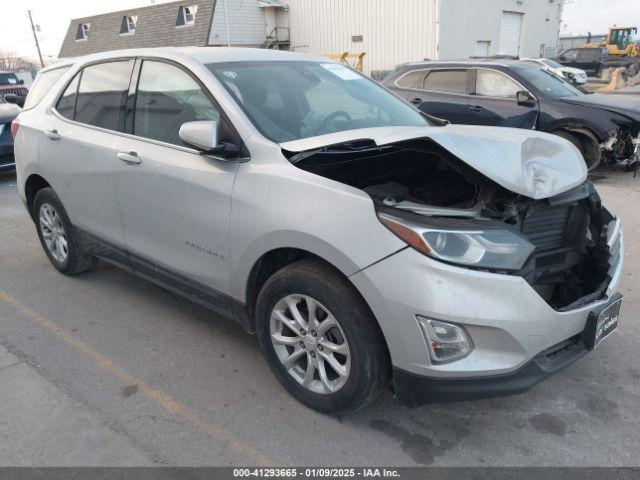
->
23, 66, 70, 110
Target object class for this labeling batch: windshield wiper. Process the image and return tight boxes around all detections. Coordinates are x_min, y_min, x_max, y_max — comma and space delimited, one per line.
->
286, 140, 386, 164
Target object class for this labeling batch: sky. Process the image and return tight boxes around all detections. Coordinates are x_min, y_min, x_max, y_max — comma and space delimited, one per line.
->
1, 0, 639, 63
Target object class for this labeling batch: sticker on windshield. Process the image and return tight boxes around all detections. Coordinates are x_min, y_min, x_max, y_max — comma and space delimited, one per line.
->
320, 63, 361, 81
222, 71, 238, 79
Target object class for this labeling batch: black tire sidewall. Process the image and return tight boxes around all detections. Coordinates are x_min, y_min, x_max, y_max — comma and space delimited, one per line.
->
34, 188, 85, 274
256, 261, 387, 414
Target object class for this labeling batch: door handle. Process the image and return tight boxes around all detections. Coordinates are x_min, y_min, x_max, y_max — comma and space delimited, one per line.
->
117, 151, 141, 165
468, 105, 484, 112
410, 97, 423, 105
44, 129, 61, 141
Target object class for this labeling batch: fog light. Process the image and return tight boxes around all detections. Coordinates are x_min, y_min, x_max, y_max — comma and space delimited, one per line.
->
417, 317, 473, 364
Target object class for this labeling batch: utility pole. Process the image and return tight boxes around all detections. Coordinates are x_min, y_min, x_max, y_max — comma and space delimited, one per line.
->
223, 0, 231, 47
28, 10, 45, 68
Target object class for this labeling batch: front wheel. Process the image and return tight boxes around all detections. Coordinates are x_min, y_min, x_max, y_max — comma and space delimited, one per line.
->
255, 259, 389, 414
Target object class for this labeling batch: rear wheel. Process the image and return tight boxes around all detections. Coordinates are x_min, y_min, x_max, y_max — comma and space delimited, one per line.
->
34, 188, 97, 275
255, 259, 389, 414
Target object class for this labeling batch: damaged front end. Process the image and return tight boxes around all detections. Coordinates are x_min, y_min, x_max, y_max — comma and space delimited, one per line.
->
601, 123, 640, 170
287, 133, 620, 311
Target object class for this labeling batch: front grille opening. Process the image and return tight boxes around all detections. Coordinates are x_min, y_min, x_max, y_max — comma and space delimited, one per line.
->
521, 192, 615, 311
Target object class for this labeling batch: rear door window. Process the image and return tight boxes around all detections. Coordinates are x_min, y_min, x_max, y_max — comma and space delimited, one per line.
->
74, 60, 134, 131
24, 66, 70, 110
423, 70, 468, 94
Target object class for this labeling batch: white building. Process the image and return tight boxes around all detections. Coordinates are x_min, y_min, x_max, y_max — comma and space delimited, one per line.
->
283, 0, 564, 74
61, 0, 565, 75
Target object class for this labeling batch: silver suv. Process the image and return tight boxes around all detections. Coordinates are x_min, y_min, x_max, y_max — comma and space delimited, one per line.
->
13, 48, 623, 414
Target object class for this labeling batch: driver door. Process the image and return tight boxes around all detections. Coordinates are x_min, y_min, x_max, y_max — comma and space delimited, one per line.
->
465, 69, 538, 128
114, 59, 239, 310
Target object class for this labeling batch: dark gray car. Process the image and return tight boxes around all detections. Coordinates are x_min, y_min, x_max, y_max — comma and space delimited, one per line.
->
0, 94, 21, 171
383, 60, 640, 169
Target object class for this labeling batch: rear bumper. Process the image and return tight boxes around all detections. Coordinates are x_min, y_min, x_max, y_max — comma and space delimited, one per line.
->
394, 333, 588, 405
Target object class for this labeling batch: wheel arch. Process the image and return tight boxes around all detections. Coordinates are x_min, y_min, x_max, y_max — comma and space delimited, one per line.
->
240, 238, 393, 349
24, 174, 52, 221
244, 247, 394, 388
550, 124, 602, 169
243, 246, 367, 326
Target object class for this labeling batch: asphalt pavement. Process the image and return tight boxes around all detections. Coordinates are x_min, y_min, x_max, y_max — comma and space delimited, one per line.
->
0, 168, 639, 467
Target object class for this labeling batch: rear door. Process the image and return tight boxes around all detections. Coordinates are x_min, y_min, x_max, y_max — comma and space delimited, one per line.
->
114, 59, 239, 310
400, 69, 471, 124
38, 59, 134, 250
465, 68, 538, 128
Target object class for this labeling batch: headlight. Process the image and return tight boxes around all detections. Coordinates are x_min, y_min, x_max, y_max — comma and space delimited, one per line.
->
379, 212, 534, 270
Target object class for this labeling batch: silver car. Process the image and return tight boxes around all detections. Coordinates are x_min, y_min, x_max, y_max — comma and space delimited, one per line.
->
13, 48, 623, 414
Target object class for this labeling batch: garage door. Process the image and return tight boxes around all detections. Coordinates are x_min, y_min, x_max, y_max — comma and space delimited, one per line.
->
499, 11, 523, 56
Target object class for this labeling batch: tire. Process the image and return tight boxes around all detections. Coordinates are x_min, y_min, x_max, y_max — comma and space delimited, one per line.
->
552, 130, 599, 170
33, 187, 97, 275
255, 258, 389, 415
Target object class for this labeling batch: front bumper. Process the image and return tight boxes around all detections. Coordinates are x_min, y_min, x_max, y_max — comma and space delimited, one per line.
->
394, 333, 587, 405
349, 223, 623, 402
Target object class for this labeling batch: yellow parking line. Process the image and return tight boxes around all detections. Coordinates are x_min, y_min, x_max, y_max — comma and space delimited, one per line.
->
0, 288, 273, 466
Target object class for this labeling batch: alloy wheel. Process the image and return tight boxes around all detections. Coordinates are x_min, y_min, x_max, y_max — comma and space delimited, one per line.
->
269, 294, 351, 394
39, 203, 68, 264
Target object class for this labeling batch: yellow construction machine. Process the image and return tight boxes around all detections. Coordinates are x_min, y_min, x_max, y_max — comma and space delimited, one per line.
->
584, 26, 638, 57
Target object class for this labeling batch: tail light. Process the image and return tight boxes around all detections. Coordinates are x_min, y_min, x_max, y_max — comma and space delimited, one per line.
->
10, 118, 19, 139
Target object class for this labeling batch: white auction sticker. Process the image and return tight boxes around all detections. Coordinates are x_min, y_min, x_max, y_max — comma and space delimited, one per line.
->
320, 63, 362, 80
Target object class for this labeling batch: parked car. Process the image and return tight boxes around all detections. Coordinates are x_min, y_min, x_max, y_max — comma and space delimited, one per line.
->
555, 47, 634, 76
383, 59, 640, 169
14, 48, 623, 413
0, 94, 21, 171
521, 58, 587, 85
0, 71, 29, 107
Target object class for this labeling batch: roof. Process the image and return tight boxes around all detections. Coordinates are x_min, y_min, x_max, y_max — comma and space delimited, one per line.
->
48, 46, 332, 71
58, 0, 215, 58
397, 59, 539, 69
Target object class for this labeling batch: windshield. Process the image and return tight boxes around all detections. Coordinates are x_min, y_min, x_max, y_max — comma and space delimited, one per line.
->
518, 67, 585, 97
540, 59, 563, 69
207, 61, 427, 142
0, 73, 20, 85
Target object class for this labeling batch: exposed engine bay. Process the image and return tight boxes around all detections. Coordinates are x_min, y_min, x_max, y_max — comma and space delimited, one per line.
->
601, 123, 640, 170
288, 138, 618, 311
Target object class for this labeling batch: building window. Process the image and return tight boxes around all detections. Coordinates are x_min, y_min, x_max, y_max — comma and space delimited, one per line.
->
176, 5, 197, 27
75, 23, 90, 41
120, 15, 138, 35
474, 40, 491, 57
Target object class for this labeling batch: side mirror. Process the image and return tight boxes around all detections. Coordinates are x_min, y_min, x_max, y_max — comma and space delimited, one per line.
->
559, 56, 566, 61
3, 93, 18, 104
517, 90, 534, 105
19, 79, 24, 85
179, 120, 220, 153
